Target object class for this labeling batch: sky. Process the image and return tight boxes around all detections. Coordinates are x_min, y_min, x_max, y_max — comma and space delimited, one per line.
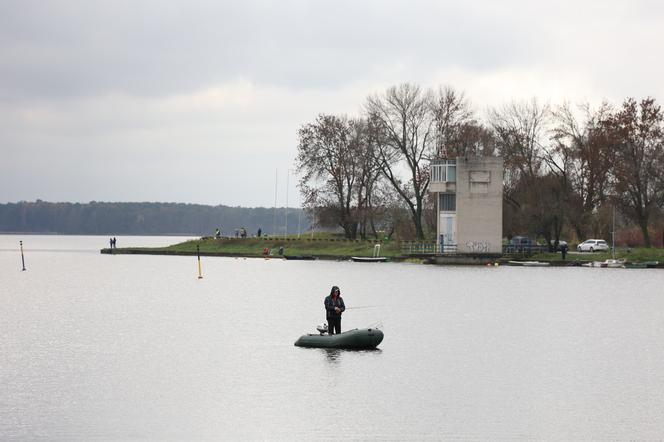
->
1, 0, 663, 207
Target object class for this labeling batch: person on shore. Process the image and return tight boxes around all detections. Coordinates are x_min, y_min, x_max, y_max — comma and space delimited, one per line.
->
112, 237, 117, 248
324, 286, 345, 335
257, 227, 262, 237
109, 237, 113, 249
561, 242, 568, 260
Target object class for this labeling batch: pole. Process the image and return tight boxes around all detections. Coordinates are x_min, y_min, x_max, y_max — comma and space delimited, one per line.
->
311, 206, 315, 239
285, 169, 289, 239
294, 169, 301, 238
20, 240, 26, 271
273, 169, 278, 237
197, 245, 203, 279
612, 206, 616, 259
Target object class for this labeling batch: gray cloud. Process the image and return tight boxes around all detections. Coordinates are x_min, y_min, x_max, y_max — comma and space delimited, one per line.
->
0, 0, 662, 206
0, 0, 550, 100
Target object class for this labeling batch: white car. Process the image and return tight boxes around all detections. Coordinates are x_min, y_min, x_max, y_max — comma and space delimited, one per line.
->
577, 239, 609, 252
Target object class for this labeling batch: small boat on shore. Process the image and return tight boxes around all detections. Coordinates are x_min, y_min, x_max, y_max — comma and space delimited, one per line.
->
294, 327, 384, 349
351, 243, 386, 263
350, 256, 387, 262
582, 261, 604, 267
623, 260, 659, 269
623, 262, 647, 269
583, 259, 625, 268
507, 260, 550, 267
604, 258, 626, 268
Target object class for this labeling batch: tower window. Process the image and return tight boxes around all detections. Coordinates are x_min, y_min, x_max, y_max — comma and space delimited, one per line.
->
439, 193, 456, 211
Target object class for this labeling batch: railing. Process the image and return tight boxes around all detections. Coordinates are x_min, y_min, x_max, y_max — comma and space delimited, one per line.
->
401, 242, 551, 255
502, 244, 549, 254
373, 243, 381, 258
401, 241, 457, 255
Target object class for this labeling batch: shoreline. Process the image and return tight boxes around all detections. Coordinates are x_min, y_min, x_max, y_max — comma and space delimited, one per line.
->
99, 247, 603, 267
100, 247, 361, 261
97, 237, 664, 267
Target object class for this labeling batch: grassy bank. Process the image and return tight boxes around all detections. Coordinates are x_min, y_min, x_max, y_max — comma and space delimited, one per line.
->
110, 236, 402, 259
104, 236, 664, 265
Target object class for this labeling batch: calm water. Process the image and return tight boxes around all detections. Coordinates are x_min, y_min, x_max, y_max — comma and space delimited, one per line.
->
2, 235, 664, 440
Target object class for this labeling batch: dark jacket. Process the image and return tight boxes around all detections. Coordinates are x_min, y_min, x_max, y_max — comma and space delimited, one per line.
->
324, 295, 345, 320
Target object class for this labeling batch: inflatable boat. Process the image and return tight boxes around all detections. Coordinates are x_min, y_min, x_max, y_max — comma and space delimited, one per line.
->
294, 327, 384, 349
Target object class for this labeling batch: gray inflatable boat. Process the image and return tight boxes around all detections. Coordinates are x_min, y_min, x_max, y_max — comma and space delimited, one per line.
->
294, 327, 384, 349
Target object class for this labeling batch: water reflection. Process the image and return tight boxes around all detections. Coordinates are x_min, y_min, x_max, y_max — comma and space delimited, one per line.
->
319, 348, 383, 364
321, 348, 342, 363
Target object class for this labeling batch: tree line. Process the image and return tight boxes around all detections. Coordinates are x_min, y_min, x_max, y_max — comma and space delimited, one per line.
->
296, 83, 664, 247
0, 200, 308, 237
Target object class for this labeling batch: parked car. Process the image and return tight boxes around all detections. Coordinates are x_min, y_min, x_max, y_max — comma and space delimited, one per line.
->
577, 239, 609, 252
509, 236, 536, 252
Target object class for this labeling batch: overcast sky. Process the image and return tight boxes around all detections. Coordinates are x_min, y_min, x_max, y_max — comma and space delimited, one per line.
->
1, 0, 662, 207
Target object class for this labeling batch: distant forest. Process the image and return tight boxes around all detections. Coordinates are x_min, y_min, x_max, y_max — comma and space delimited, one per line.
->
0, 200, 310, 236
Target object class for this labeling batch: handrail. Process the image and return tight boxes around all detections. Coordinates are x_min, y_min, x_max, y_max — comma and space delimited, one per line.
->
401, 241, 457, 255
502, 244, 548, 254
400, 241, 549, 255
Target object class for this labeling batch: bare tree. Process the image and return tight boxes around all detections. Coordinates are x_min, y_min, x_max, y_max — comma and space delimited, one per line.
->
365, 179, 405, 240
489, 98, 550, 190
604, 97, 664, 247
551, 102, 615, 239
431, 86, 473, 157
365, 83, 436, 239
429, 86, 499, 158
296, 114, 375, 238
488, 99, 550, 234
348, 118, 383, 239
454, 122, 498, 157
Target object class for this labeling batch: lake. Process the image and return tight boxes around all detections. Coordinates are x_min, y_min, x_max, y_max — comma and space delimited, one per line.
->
2, 235, 664, 440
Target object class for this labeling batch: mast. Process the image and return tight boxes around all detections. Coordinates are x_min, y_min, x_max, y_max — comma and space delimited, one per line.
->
273, 169, 278, 237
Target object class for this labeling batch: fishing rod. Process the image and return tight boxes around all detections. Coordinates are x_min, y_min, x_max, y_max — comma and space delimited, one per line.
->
344, 305, 380, 310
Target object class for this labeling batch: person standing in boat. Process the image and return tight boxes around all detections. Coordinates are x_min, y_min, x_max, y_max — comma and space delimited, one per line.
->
324, 286, 345, 335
